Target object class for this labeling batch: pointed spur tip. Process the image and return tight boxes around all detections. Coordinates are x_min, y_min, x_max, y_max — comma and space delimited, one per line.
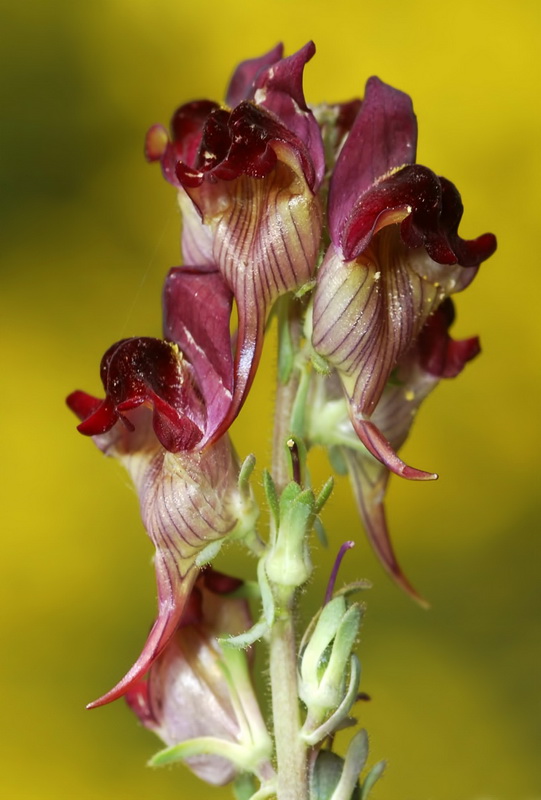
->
86, 684, 125, 710
401, 465, 439, 482
392, 570, 431, 609
351, 417, 439, 482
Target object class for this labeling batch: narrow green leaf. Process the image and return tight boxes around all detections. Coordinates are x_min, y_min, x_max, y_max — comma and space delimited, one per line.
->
238, 453, 256, 495
262, 470, 280, 529
314, 516, 329, 547
360, 760, 386, 799
277, 296, 295, 384
315, 476, 334, 513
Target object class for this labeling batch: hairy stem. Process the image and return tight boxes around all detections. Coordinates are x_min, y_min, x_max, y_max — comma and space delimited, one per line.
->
268, 296, 308, 800
269, 589, 308, 800
272, 297, 302, 492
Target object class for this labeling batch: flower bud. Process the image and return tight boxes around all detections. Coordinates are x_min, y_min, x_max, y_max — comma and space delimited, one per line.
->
299, 596, 362, 744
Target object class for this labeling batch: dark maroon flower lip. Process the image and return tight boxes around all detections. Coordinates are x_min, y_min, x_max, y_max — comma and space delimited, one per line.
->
418, 297, 481, 378
329, 75, 497, 267
67, 337, 205, 452
329, 75, 418, 242
174, 101, 318, 190
338, 164, 497, 268
145, 42, 324, 194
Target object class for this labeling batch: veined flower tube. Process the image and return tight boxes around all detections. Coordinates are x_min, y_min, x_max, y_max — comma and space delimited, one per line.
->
67, 344, 250, 707
146, 42, 324, 445
312, 76, 496, 479
325, 299, 480, 600
126, 569, 272, 787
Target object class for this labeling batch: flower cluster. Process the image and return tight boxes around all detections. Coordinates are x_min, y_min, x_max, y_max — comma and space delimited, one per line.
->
68, 41, 496, 716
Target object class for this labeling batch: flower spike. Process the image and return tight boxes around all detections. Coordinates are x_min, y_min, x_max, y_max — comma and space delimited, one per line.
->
146, 44, 324, 444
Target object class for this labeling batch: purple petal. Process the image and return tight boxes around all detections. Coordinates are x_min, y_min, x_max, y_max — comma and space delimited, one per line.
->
163, 267, 234, 442
253, 41, 325, 188
67, 338, 205, 452
416, 176, 497, 268
350, 417, 437, 481
225, 43, 284, 107
342, 449, 429, 606
329, 76, 417, 246
417, 297, 481, 378
88, 565, 199, 709
145, 101, 220, 187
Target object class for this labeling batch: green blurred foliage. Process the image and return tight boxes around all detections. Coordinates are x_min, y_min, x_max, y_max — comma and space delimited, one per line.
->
1, 1, 540, 798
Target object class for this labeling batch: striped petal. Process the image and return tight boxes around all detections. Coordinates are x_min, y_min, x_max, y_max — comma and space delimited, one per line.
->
318, 75, 496, 480
313, 169, 493, 480
341, 300, 480, 598
77, 409, 241, 708
182, 141, 322, 443
313, 227, 460, 415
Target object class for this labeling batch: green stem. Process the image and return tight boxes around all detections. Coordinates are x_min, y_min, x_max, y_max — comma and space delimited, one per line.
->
272, 299, 302, 492
269, 588, 308, 800
269, 296, 308, 800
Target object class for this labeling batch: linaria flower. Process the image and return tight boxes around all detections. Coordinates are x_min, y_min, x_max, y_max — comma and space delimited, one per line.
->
309, 299, 480, 600
146, 42, 324, 444
312, 76, 496, 479
67, 344, 248, 706
126, 569, 271, 786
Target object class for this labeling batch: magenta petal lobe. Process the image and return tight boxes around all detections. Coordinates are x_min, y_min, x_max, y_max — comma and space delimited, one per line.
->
329, 76, 417, 246
163, 266, 235, 443
225, 43, 284, 107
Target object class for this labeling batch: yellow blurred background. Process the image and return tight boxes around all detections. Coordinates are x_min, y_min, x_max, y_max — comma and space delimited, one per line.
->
1, 1, 540, 798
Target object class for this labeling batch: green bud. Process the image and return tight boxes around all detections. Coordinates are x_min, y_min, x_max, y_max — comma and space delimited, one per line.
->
265, 484, 314, 589
299, 598, 363, 732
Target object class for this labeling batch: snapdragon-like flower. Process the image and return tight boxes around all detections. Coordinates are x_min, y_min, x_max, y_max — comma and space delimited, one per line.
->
146, 42, 324, 444
312, 76, 496, 479
126, 569, 270, 786
67, 358, 247, 707
340, 299, 480, 600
